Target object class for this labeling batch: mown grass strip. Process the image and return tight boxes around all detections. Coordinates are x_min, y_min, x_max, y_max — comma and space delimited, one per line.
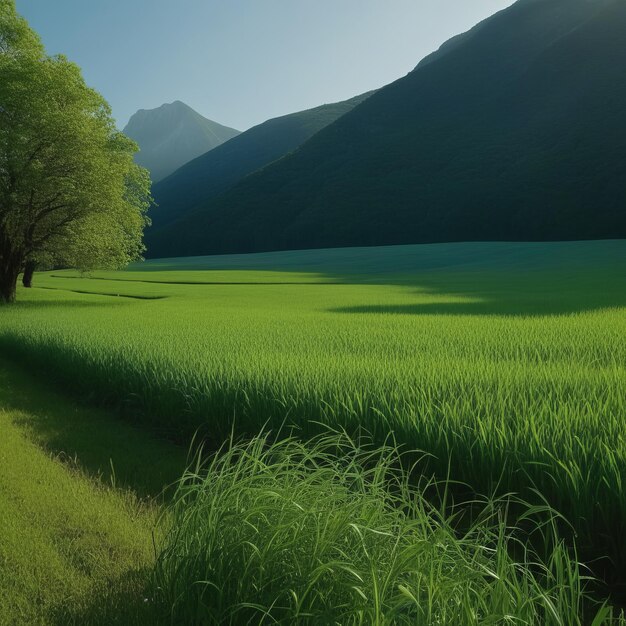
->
0, 358, 185, 625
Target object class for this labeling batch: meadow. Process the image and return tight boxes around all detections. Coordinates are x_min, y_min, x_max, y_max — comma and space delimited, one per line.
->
1, 240, 626, 622
0, 356, 186, 625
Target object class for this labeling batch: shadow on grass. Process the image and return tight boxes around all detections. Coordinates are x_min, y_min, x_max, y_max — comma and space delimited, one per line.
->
0, 358, 186, 500
37, 285, 168, 300
47, 568, 161, 626
28, 265, 626, 319
18, 239, 626, 318
12, 298, 129, 310
330, 269, 626, 317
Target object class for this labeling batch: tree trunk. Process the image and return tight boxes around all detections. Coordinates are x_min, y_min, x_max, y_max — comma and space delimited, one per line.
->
0, 237, 22, 303
22, 260, 36, 288
0, 224, 23, 303
0, 263, 19, 303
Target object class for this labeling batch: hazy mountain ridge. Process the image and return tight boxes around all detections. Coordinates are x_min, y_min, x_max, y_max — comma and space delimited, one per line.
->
145, 92, 375, 241
123, 101, 240, 183
146, 0, 626, 259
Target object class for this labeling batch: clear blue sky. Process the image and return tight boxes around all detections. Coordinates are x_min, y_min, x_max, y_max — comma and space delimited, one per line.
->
16, 0, 515, 131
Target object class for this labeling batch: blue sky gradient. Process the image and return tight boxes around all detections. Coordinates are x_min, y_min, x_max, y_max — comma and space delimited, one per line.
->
16, 0, 515, 130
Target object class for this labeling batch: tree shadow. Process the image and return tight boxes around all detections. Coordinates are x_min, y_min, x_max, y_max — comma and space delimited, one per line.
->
37, 285, 168, 300
11, 298, 129, 310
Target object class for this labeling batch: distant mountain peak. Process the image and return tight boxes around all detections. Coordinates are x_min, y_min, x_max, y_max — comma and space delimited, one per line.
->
123, 102, 240, 183
145, 90, 376, 246
158, 100, 189, 110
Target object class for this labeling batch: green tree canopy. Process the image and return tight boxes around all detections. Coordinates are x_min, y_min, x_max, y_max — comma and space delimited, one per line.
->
0, 0, 150, 303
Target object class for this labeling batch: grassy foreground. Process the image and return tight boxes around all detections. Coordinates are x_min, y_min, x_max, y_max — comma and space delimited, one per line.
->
1, 240, 626, 621
0, 358, 185, 625
155, 432, 617, 625
2, 361, 620, 624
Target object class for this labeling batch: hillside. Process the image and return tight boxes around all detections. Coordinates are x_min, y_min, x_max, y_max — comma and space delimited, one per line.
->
147, 0, 626, 258
123, 101, 240, 182
146, 92, 374, 240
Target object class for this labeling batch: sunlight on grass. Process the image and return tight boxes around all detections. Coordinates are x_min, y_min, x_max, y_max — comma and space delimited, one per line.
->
2, 241, 626, 622
0, 359, 186, 625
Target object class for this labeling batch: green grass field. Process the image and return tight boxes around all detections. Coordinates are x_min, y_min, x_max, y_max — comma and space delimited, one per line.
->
2, 240, 626, 622
0, 358, 186, 625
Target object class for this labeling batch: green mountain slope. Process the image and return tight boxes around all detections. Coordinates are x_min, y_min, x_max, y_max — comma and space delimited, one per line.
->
123, 101, 240, 183
146, 92, 374, 240
147, 0, 626, 258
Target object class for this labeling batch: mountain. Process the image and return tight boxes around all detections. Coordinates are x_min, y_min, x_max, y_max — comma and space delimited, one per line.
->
123, 101, 240, 183
147, 0, 626, 259
146, 92, 375, 239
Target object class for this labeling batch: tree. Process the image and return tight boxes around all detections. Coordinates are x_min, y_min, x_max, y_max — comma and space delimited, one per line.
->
0, 0, 150, 303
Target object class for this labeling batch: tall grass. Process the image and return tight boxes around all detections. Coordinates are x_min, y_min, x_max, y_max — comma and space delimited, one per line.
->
2, 241, 626, 594
153, 431, 621, 625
